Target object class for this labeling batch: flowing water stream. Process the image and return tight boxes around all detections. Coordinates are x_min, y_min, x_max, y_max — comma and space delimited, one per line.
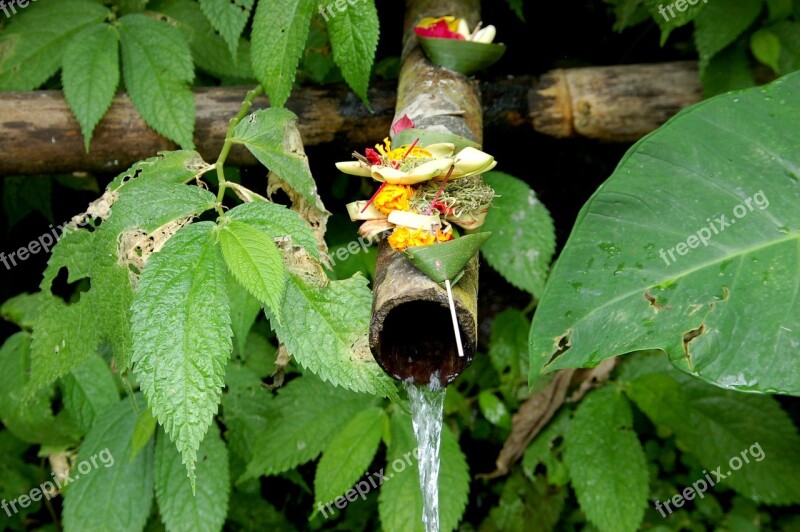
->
404, 379, 446, 532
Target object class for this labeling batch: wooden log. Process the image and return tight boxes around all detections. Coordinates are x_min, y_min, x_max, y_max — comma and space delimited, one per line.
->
530, 61, 701, 141
0, 83, 397, 175
0, 62, 702, 175
368, 0, 482, 386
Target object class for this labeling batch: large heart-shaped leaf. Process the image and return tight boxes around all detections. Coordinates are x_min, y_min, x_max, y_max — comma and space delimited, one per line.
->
530, 72, 800, 395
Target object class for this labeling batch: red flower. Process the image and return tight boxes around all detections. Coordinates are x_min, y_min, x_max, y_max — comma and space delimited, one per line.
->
431, 200, 454, 215
391, 114, 415, 135
365, 148, 383, 166
414, 20, 465, 40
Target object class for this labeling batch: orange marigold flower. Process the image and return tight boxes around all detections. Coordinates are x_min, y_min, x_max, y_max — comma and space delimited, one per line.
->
435, 229, 454, 243
387, 226, 436, 251
373, 184, 413, 215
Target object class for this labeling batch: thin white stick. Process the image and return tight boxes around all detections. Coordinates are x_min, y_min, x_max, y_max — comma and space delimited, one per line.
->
445, 279, 465, 357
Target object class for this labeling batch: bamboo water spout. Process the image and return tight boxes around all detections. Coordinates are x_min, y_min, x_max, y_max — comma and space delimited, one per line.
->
368, 0, 483, 386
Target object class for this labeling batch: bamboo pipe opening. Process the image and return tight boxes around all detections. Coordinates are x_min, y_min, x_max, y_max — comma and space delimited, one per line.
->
372, 300, 475, 386
369, 239, 479, 386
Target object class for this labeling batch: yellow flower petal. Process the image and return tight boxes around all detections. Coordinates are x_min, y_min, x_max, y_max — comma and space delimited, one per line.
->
373, 184, 413, 215
387, 226, 437, 251
417, 16, 460, 31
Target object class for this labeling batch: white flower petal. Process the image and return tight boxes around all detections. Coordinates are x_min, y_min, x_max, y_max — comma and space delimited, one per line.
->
473, 26, 496, 44
373, 158, 453, 184
388, 210, 441, 229
457, 19, 470, 39
336, 161, 372, 177
451, 147, 495, 177
347, 201, 386, 221
359, 220, 394, 240
424, 143, 456, 157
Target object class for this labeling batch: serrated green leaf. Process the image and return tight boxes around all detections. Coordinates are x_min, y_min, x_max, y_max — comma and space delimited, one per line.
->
0, 431, 40, 527
379, 410, 469, 532
131, 407, 157, 462
29, 168, 216, 395
1, 292, 46, 330
61, 354, 119, 434
643, 0, 708, 46
119, 14, 195, 148
117, 0, 148, 13
159, 0, 252, 79
326, 0, 378, 103
404, 232, 491, 284
219, 220, 286, 322
529, 73, 800, 395
199, 0, 253, 57
241, 375, 373, 480
488, 309, 530, 386
275, 273, 398, 398
230, 108, 324, 210
0, 333, 78, 445
522, 410, 570, 483
222, 363, 273, 464
227, 200, 321, 260
315, 406, 385, 506
251, 0, 315, 107
606, 0, 650, 32
239, 331, 276, 378
642, 0, 708, 44
482, 172, 555, 298
131, 221, 232, 485
479, 473, 566, 532
626, 371, 800, 504
227, 274, 262, 356
155, 424, 230, 532
2, 175, 53, 227
751, 29, 782, 73
766, 0, 794, 22
0, 0, 110, 90
694, 0, 763, 71
564, 387, 648, 532
477, 391, 511, 429
107, 150, 210, 191
62, 394, 154, 532
300, 18, 337, 84
227, 491, 295, 531
505, 0, 526, 21
62, 23, 120, 151
771, 21, 800, 73
701, 40, 756, 97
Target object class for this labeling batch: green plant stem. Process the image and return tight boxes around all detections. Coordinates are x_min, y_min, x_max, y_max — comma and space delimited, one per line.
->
521, 296, 537, 315
214, 85, 264, 215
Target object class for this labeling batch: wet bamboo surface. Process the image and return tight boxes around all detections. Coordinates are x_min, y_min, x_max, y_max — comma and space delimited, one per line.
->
368, 0, 482, 385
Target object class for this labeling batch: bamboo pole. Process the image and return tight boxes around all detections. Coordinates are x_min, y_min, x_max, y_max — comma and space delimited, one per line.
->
368, 0, 482, 386
0, 62, 701, 175
530, 61, 702, 141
